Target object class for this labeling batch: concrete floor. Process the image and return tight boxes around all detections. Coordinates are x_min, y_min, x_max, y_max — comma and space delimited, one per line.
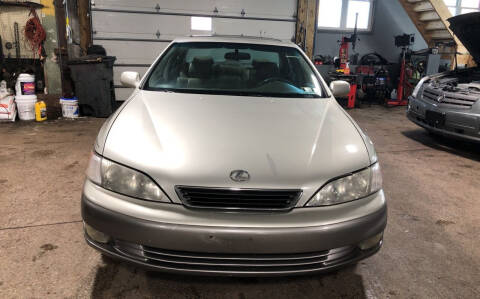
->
0, 106, 479, 298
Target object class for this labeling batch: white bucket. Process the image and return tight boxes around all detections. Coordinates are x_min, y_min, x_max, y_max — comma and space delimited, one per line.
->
60, 98, 79, 118
15, 95, 37, 121
16, 74, 36, 96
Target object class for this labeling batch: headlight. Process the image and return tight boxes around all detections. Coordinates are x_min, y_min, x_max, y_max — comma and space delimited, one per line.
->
305, 163, 382, 207
411, 77, 428, 98
86, 152, 169, 202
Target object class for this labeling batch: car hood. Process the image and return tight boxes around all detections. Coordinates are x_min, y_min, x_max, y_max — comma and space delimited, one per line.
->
448, 12, 480, 64
103, 91, 371, 205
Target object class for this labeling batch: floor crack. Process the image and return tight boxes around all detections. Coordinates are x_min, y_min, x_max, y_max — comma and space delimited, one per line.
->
0, 220, 83, 231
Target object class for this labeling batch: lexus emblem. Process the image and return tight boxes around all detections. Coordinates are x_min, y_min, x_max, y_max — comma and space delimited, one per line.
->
437, 94, 445, 103
230, 170, 250, 182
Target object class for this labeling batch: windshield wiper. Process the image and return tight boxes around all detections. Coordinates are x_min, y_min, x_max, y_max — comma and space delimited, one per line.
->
156, 88, 177, 93
145, 87, 322, 98
301, 94, 322, 98
250, 93, 321, 98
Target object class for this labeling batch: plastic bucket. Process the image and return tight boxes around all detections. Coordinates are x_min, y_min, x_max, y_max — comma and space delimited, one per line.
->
60, 97, 79, 118
15, 95, 37, 121
16, 74, 36, 96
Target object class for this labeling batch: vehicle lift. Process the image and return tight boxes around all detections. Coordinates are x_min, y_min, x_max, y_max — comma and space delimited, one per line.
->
338, 18, 358, 71
387, 34, 415, 107
330, 13, 359, 109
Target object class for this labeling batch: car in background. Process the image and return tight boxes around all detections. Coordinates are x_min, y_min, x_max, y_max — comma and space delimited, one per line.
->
407, 12, 480, 143
81, 36, 387, 276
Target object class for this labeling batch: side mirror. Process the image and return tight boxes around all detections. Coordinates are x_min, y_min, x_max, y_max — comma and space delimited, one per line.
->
330, 80, 351, 98
120, 71, 140, 88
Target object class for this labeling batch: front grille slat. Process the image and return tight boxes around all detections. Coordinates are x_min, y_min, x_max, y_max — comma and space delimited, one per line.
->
143, 252, 330, 268
441, 97, 474, 106
183, 191, 297, 195
114, 240, 359, 273
176, 186, 302, 211
185, 198, 292, 204
187, 201, 290, 207
183, 194, 296, 199
186, 199, 291, 204
142, 246, 334, 261
422, 86, 479, 109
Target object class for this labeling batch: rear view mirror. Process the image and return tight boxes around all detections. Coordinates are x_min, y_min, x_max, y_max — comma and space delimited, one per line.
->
225, 52, 251, 60
120, 72, 140, 88
330, 80, 351, 98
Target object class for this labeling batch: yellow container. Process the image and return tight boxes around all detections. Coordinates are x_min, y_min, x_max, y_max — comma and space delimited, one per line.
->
35, 101, 47, 122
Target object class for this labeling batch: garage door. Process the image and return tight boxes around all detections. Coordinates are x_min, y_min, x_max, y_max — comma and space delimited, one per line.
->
91, 0, 298, 100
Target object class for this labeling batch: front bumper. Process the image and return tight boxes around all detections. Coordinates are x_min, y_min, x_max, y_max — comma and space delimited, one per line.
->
407, 96, 480, 143
81, 181, 387, 276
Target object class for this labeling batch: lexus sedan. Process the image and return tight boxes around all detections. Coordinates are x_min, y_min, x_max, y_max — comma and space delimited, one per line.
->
82, 36, 387, 276
407, 12, 480, 143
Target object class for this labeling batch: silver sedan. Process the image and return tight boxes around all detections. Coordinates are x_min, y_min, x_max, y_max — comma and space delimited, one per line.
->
82, 36, 387, 276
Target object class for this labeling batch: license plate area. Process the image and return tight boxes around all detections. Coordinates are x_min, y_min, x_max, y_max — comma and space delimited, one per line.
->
425, 110, 445, 128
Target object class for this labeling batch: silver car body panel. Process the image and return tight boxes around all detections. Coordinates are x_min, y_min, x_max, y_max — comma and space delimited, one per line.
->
407, 70, 480, 143
408, 96, 480, 142
102, 91, 371, 206
96, 36, 336, 151
94, 89, 139, 154
83, 179, 385, 228
83, 36, 386, 275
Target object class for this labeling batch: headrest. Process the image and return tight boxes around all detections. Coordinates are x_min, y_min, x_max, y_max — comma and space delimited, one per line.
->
188, 56, 214, 78
253, 60, 279, 72
253, 60, 279, 79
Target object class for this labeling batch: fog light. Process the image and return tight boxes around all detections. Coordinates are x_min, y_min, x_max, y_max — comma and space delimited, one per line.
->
84, 222, 110, 244
359, 232, 383, 250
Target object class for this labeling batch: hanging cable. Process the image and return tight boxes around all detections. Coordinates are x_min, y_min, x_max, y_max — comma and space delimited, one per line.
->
24, 8, 46, 58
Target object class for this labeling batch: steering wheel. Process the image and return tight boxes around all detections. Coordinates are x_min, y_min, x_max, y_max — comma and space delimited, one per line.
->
259, 77, 295, 86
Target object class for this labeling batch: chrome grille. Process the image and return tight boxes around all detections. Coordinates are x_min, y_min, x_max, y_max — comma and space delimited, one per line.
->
114, 240, 358, 274
175, 186, 302, 211
422, 86, 479, 108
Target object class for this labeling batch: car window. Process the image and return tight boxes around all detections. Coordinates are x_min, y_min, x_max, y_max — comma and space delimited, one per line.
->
144, 42, 326, 98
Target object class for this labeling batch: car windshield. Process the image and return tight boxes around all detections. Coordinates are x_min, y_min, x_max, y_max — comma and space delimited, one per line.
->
144, 42, 326, 98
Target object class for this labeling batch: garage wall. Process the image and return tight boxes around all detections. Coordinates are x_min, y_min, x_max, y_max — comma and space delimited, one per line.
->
90, 0, 298, 101
0, 0, 62, 94
314, 0, 428, 62
0, 5, 39, 59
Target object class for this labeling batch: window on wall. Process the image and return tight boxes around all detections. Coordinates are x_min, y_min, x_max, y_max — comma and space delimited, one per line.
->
444, 0, 480, 16
191, 17, 212, 31
318, 0, 374, 31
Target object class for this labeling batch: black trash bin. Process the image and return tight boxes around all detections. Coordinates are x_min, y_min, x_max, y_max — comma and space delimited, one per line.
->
68, 55, 117, 117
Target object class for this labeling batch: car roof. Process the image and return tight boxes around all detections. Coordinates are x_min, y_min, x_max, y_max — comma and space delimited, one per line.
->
172, 35, 297, 48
